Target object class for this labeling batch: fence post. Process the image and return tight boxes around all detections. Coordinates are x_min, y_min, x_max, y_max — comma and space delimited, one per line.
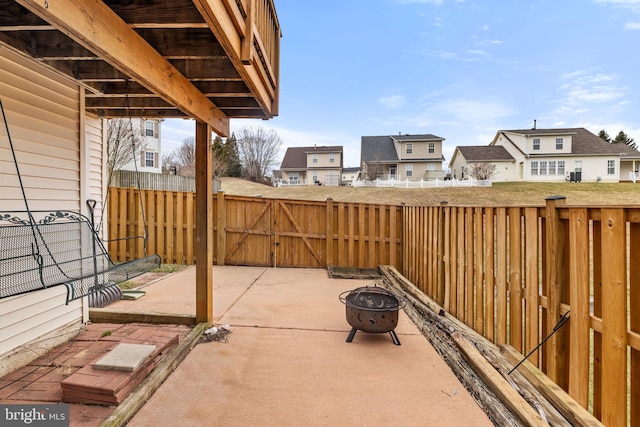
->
326, 198, 334, 267
216, 191, 226, 266
438, 201, 447, 306
544, 195, 567, 388
600, 208, 628, 426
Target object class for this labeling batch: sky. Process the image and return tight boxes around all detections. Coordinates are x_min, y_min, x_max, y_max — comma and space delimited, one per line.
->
162, 0, 640, 170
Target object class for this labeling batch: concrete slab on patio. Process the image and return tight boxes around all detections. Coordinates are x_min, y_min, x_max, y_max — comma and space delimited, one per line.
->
119, 266, 493, 427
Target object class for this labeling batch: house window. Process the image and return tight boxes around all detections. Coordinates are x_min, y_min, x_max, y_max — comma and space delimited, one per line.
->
289, 172, 298, 184
144, 151, 155, 167
406, 143, 413, 154
428, 142, 435, 154
548, 161, 556, 175
575, 160, 582, 172
556, 138, 563, 150
533, 138, 540, 150
329, 154, 335, 163
557, 161, 565, 175
313, 171, 318, 182
312, 154, 318, 163
427, 163, 435, 171
144, 121, 155, 137
405, 163, 413, 177
539, 161, 547, 175
607, 160, 615, 175
531, 161, 539, 175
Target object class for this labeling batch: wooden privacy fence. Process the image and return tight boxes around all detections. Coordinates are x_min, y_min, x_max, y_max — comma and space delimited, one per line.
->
108, 186, 637, 425
107, 187, 402, 269
403, 197, 639, 427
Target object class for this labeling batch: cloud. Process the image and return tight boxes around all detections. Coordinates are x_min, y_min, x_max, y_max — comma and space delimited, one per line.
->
382, 98, 514, 130
625, 21, 640, 29
378, 95, 407, 109
593, 0, 640, 12
479, 25, 490, 31
551, 70, 628, 117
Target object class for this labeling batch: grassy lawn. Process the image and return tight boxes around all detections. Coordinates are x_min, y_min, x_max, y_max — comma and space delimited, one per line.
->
218, 177, 640, 206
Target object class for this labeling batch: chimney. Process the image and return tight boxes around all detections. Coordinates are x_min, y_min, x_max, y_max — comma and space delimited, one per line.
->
533, 119, 537, 130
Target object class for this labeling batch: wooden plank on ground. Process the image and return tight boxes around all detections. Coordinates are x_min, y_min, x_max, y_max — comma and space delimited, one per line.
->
452, 332, 548, 427
501, 344, 604, 427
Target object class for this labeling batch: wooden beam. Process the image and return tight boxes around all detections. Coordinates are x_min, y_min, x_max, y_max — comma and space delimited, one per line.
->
16, 0, 230, 136
193, 0, 277, 118
195, 121, 213, 324
501, 344, 604, 427
452, 332, 548, 427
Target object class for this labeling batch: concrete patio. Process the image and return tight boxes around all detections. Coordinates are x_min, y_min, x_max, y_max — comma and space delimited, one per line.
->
110, 266, 493, 427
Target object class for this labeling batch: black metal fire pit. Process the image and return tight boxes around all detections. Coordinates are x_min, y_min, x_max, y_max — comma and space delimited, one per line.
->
339, 285, 405, 345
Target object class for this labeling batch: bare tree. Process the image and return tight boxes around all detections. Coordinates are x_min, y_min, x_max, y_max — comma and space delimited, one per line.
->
468, 161, 497, 180
106, 118, 146, 186
174, 136, 196, 166
235, 125, 282, 182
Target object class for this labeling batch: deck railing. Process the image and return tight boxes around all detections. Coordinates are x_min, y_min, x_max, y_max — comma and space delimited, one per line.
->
108, 187, 637, 425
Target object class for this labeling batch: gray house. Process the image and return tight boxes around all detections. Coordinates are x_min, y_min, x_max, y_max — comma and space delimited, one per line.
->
360, 134, 446, 181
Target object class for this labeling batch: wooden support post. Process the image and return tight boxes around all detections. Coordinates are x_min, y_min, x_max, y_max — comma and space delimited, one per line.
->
195, 121, 213, 325
544, 195, 566, 387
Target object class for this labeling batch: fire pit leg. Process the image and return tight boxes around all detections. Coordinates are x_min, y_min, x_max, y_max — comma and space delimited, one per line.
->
389, 330, 401, 346
346, 327, 357, 343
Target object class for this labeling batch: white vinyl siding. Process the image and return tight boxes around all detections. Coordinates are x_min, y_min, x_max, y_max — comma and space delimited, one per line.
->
0, 49, 86, 375
0, 49, 81, 212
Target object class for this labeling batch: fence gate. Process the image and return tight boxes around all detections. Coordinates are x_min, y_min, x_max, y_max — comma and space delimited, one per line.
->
223, 196, 275, 266
221, 196, 327, 268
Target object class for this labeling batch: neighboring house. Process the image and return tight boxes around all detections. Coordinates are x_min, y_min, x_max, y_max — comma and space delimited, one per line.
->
1, 0, 280, 377
280, 146, 343, 186
341, 167, 361, 186
360, 134, 446, 181
449, 146, 515, 181
117, 118, 163, 174
450, 127, 640, 182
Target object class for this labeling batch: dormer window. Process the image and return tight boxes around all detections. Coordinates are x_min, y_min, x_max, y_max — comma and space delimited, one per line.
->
406, 143, 413, 154
532, 138, 540, 150
556, 138, 563, 149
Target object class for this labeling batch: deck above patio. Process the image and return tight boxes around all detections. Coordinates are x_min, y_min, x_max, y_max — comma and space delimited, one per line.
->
0, 0, 281, 134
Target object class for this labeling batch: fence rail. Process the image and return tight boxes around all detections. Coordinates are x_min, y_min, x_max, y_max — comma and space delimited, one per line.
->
107, 187, 637, 426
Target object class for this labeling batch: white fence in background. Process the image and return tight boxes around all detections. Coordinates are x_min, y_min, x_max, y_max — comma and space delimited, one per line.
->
352, 178, 492, 188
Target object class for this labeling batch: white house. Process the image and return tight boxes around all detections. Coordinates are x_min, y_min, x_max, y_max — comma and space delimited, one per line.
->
450, 127, 640, 182
116, 118, 164, 174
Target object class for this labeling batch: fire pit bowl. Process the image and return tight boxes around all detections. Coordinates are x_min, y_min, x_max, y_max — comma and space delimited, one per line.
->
338, 285, 405, 345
